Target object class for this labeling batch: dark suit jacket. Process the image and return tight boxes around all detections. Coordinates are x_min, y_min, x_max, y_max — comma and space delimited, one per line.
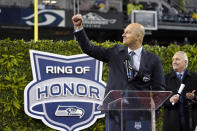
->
163, 69, 197, 131
74, 29, 165, 94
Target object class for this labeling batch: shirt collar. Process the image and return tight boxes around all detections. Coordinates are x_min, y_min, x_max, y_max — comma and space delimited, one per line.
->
128, 46, 142, 56
176, 71, 184, 76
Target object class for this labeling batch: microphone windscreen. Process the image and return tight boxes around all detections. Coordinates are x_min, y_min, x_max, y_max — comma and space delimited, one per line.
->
125, 55, 130, 61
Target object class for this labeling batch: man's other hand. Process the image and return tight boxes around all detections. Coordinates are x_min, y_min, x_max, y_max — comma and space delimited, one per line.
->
186, 90, 196, 100
170, 94, 179, 104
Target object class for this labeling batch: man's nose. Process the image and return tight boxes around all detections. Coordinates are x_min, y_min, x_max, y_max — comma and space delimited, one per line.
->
173, 61, 177, 64
122, 32, 125, 37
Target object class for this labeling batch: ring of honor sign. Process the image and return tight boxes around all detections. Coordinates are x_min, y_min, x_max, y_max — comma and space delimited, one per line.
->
24, 50, 106, 131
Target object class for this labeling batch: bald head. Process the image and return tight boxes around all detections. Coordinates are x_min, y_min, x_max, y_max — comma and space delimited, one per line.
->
127, 23, 145, 38
122, 23, 145, 50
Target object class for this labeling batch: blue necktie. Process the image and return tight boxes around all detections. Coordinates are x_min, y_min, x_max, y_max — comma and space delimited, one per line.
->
177, 74, 184, 118
177, 74, 183, 102
127, 51, 135, 80
129, 51, 135, 68
177, 74, 182, 82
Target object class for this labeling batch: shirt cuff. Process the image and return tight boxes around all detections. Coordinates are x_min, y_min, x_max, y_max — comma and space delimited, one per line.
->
74, 26, 83, 32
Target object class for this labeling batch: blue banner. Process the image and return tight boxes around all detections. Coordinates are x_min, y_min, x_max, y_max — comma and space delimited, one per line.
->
0, 7, 65, 27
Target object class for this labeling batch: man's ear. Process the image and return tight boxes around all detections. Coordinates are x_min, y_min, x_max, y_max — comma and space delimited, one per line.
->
137, 34, 142, 42
185, 60, 188, 65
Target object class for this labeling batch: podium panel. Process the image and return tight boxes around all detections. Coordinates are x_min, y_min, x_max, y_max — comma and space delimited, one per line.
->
99, 90, 172, 131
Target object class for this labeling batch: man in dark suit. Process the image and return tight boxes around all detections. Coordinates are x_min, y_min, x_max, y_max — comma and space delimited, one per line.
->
163, 51, 197, 131
72, 14, 165, 131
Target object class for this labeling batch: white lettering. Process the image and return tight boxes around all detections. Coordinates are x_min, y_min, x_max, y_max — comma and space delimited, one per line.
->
46, 66, 73, 74
46, 66, 53, 73
75, 66, 83, 74
36, 82, 100, 100
75, 66, 90, 74
83, 66, 90, 74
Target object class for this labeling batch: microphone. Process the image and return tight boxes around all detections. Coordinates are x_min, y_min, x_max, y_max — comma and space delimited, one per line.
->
124, 55, 133, 80
172, 84, 185, 105
124, 55, 130, 61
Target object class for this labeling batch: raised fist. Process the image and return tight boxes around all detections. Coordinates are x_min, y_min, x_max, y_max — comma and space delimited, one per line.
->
72, 14, 83, 27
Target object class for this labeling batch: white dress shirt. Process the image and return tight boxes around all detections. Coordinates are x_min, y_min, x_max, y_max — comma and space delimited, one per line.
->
176, 71, 184, 80
128, 47, 142, 71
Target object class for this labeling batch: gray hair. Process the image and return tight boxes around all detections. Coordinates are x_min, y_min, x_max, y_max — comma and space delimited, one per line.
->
175, 51, 188, 68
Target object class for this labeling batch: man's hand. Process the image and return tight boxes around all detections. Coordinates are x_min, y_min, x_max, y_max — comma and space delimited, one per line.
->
186, 90, 196, 100
72, 14, 83, 29
170, 94, 179, 105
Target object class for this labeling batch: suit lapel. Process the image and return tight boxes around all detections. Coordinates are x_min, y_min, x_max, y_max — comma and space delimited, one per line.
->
118, 46, 129, 75
170, 71, 181, 90
139, 49, 148, 73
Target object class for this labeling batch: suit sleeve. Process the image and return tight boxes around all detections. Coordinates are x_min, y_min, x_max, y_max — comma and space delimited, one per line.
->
151, 56, 165, 91
163, 75, 179, 108
74, 29, 110, 62
195, 92, 197, 101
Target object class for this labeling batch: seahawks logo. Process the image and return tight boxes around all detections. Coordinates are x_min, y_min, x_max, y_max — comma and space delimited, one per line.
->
22, 9, 65, 27
55, 106, 84, 118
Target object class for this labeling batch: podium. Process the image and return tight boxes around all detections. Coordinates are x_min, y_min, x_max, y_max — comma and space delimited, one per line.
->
99, 90, 172, 131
